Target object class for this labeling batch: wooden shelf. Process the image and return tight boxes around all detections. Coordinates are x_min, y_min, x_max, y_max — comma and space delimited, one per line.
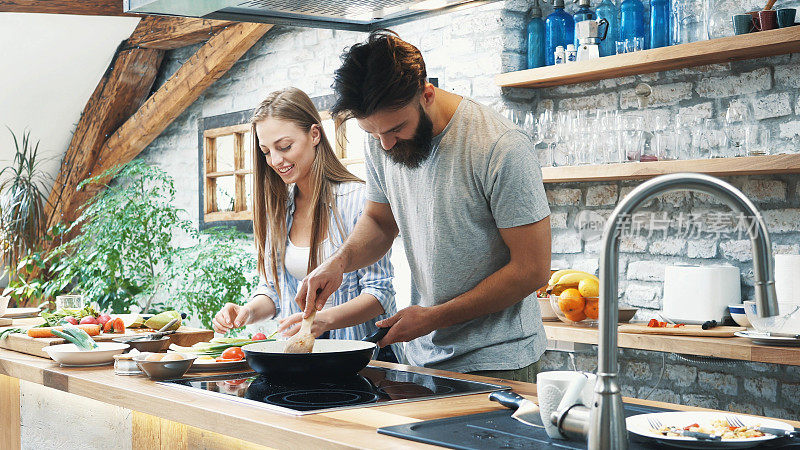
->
497, 27, 800, 88
544, 322, 800, 366
541, 153, 800, 183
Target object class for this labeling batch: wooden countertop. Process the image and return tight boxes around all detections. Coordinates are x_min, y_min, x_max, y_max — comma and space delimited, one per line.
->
1, 348, 798, 449
544, 322, 800, 366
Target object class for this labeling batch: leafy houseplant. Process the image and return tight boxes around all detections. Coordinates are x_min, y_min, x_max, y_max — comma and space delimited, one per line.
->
161, 227, 259, 330
0, 129, 50, 293
42, 160, 194, 313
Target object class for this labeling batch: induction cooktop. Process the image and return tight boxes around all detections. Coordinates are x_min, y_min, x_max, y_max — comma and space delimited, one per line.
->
159, 366, 509, 415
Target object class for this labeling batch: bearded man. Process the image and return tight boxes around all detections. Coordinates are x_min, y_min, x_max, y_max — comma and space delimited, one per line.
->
294, 30, 552, 382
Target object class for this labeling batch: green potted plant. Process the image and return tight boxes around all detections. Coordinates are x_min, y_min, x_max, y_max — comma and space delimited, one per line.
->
0, 128, 50, 304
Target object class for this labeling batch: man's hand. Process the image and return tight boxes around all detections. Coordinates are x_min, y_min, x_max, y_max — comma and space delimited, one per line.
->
212, 303, 251, 334
294, 257, 345, 317
276, 311, 331, 338
374, 305, 441, 347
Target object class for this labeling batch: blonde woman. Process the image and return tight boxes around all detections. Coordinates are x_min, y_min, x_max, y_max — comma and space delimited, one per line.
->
212, 87, 399, 362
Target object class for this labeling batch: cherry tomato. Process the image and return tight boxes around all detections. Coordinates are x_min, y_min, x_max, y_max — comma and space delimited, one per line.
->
251, 332, 267, 341
220, 347, 245, 361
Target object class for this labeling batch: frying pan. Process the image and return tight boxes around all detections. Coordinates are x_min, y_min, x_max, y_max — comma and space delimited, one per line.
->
242, 327, 390, 380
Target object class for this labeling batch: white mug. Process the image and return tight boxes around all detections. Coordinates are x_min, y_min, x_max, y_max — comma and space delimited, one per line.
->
537, 371, 596, 439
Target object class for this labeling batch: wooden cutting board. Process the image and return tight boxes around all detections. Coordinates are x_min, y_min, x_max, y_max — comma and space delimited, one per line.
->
1, 307, 42, 319
0, 317, 213, 358
0, 318, 11, 327
618, 324, 746, 337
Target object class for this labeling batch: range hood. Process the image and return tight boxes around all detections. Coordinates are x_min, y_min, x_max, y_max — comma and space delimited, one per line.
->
124, 0, 499, 32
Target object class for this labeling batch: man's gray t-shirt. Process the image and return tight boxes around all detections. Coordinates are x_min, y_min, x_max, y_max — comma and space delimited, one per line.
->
364, 97, 551, 372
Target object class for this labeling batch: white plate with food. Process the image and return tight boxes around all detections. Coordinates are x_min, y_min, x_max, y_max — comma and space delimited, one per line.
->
43, 342, 130, 366
188, 356, 250, 372
627, 411, 795, 448
734, 331, 800, 347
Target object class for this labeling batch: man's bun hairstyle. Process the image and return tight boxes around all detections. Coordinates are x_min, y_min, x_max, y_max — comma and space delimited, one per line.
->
332, 29, 427, 119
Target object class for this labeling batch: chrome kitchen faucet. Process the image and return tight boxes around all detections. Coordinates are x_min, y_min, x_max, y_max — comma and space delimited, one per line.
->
554, 173, 780, 449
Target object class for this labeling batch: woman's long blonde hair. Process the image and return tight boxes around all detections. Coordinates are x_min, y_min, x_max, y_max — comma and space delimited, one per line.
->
252, 87, 363, 299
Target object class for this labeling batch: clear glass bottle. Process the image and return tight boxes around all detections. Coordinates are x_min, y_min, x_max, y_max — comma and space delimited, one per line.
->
595, 0, 619, 57
620, 0, 646, 47
527, 1, 547, 68
546, 0, 576, 66
649, 0, 670, 48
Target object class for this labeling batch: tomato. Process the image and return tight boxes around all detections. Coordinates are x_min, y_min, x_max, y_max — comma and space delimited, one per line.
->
97, 313, 112, 326
80, 316, 99, 325
112, 317, 125, 334
647, 318, 659, 327
220, 346, 245, 361
225, 378, 247, 386
251, 332, 267, 341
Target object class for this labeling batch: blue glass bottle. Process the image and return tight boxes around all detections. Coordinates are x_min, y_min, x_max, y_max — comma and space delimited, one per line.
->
596, 0, 618, 57
572, 0, 595, 47
649, 0, 670, 48
527, 1, 546, 68
545, 0, 575, 66
619, 0, 645, 47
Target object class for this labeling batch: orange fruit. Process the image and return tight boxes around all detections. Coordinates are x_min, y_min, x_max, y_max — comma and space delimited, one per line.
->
564, 310, 587, 322
584, 298, 599, 320
558, 288, 586, 314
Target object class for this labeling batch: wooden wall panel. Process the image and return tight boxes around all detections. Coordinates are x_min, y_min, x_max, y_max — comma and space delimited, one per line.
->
0, 0, 131, 16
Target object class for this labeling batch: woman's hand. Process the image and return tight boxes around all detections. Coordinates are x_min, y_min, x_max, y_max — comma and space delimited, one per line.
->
212, 303, 252, 334
277, 311, 331, 338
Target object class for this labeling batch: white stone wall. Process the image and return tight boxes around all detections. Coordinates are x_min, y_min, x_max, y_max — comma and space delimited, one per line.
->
136, 0, 800, 417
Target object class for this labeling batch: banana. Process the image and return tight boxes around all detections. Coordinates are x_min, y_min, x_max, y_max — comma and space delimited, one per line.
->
552, 271, 600, 289
548, 269, 583, 286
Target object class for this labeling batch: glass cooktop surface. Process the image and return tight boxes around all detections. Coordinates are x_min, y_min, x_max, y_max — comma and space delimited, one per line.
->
159, 366, 509, 415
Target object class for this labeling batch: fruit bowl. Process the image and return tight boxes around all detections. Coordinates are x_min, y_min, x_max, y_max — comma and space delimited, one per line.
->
550, 293, 599, 326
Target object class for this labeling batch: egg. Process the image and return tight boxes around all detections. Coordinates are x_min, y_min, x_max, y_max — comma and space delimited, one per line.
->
144, 353, 165, 361
161, 353, 185, 361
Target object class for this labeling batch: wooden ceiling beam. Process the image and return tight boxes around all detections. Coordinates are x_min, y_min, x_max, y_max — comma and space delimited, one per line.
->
0, 0, 135, 17
44, 44, 165, 228
127, 16, 235, 50
58, 22, 272, 222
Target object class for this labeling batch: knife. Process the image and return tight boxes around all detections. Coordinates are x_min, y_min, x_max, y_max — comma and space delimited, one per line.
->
753, 427, 800, 438
661, 427, 721, 441
489, 390, 543, 427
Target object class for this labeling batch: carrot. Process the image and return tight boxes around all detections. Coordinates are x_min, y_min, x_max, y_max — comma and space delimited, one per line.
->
27, 324, 101, 338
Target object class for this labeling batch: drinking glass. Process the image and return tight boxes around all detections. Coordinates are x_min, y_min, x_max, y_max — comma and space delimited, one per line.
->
56, 294, 84, 311
539, 110, 558, 167
746, 126, 770, 156
615, 40, 627, 55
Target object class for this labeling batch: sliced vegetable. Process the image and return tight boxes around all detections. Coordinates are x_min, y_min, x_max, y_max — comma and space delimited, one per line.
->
251, 332, 267, 341
112, 317, 125, 334
103, 319, 115, 333
27, 324, 101, 338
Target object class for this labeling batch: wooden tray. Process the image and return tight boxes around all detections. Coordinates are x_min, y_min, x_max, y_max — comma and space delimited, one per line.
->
618, 324, 745, 337
0, 318, 213, 358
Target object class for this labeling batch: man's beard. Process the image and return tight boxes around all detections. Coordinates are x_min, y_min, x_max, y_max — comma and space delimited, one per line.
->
384, 105, 434, 169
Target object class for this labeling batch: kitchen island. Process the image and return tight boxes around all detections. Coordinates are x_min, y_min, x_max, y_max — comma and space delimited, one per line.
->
2, 347, 799, 449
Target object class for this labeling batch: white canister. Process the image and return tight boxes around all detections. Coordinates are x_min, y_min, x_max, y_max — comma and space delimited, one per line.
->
774, 254, 800, 305
662, 265, 741, 323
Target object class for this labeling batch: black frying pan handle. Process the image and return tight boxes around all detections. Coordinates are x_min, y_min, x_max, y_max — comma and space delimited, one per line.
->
489, 390, 526, 411
363, 325, 391, 344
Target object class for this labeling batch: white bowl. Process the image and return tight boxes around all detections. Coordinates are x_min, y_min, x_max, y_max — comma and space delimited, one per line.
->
539, 297, 559, 321
43, 342, 129, 366
0, 295, 9, 317
743, 301, 800, 334
728, 304, 751, 328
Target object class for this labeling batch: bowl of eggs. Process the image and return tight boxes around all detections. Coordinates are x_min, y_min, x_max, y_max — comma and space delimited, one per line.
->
133, 352, 196, 380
